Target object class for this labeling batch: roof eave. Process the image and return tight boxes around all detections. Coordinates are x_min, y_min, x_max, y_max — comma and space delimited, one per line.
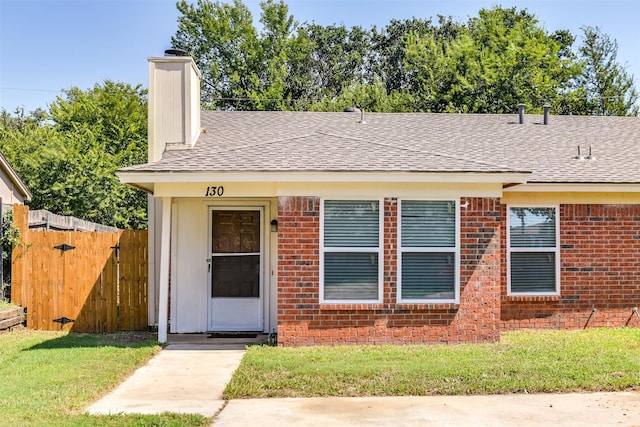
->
505, 183, 640, 192
117, 170, 532, 187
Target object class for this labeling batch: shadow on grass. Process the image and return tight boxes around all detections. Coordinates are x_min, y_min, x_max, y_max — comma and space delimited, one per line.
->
25, 331, 159, 351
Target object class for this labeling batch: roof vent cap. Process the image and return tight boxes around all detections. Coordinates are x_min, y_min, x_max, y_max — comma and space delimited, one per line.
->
164, 48, 188, 57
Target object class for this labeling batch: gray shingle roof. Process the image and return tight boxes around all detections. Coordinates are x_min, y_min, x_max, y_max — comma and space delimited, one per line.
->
121, 111, 640, 183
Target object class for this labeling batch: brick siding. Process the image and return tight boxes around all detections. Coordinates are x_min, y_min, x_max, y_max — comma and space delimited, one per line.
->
500, 204, 640, 330
277, 196, 502, 346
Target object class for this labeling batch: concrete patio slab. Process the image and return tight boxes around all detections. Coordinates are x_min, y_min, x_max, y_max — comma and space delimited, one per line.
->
86, 343, 245, 417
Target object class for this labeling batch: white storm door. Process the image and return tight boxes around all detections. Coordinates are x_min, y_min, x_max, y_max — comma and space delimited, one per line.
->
209, 208, 263, 331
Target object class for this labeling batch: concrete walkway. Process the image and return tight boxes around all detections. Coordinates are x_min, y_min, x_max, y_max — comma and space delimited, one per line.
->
86, 343, 246, 417
86, 343, 640, 425
215, 393, 640, 426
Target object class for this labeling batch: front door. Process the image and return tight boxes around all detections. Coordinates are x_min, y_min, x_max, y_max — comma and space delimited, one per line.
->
208, 208, 263, 331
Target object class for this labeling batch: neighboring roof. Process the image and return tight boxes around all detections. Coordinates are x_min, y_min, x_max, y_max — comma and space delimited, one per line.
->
0, 151, 31, 201
121, 111, 640, 184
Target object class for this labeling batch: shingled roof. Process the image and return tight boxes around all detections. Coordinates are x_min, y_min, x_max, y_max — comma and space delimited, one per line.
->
121, 111, 640, 184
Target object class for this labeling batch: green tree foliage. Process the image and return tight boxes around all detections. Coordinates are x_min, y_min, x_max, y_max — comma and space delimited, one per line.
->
0, 81, 148, 229
404, 7, 580, 113
1, 210, 20, 298
572, 26, 639, 116
173, 0, 260, 109
173, 0, 310, 110
172, 1, 638, 116
50, 81, 147, 162
0, 107, 48, 131
308, 79, 414, 113
371, 16, 459, 94
302, 24, 374, 99
252, 0, 302, 109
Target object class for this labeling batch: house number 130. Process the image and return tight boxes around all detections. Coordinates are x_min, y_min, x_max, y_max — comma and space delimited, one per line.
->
205, 186, 224, 197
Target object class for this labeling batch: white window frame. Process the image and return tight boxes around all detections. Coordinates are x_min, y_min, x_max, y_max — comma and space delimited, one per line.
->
397, 199, 460, 304
320, 198, 384, 304
507, 205, 560, 296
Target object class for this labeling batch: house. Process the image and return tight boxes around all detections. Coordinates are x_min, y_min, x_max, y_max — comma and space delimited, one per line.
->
118, 55, 640, 346
0, 151, 31, 210
0, 151, 30, 291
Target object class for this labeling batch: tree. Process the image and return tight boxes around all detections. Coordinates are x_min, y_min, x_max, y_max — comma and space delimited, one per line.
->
371, 16, 458, 94
50, 81, 147, 160
0, 107, 48, 131
404, 30, 481, 112
573, 26, 639, 116
300, 23, 374, 100
173, 0, 378, 110
170, 1, 633, 115
249, 0, 318, 110
173, 0, 310, 110
403, 6, 580, 113
308, 79, 413, 113
173, 0, 261, 109
0, 81, 148, 229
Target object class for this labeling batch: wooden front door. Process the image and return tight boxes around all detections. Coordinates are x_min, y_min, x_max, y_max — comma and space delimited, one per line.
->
209, 208, 263, 331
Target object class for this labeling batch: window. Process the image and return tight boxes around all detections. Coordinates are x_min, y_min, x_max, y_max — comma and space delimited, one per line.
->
398, 200, 459, 303
320, 200, 383, 302
508, 206, 559, 295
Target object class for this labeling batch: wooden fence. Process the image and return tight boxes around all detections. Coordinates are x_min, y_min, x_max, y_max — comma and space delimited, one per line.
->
11, 205, 148, 332
0, 306, 25, 331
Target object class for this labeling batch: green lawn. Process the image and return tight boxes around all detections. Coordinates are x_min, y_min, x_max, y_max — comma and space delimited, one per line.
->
4, 328, 640, 424
225, 328, 640, 398
0, 329, 209, 426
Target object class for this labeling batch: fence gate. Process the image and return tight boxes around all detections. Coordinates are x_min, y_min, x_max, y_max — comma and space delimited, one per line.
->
11, 205, 148, 333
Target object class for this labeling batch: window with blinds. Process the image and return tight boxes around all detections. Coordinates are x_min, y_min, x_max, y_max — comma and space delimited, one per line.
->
321, 200, 382, 302
398, 200, 458, 302
508, 207, 559, 294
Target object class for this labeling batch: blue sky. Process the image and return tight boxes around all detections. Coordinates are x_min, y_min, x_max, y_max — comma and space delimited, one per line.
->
1, 0, 639, 114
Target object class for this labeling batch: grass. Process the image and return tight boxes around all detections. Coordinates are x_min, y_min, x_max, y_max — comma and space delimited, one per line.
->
3, 328, 639, 424
0, 329, 209, 426
225, 328, 640, 398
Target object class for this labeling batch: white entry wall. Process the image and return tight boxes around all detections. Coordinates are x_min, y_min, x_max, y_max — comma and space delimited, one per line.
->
169, 198, 277, 334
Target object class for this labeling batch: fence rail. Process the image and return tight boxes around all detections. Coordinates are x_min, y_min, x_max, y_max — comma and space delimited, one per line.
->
28, 209, 119, 232
11, 205, 148, 333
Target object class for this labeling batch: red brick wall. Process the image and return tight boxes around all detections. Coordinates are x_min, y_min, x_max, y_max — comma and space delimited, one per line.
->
277, 196, 502, 346
501, 204, 640, 330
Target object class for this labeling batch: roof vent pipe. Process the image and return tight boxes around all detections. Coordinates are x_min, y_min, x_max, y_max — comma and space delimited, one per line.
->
518, 104, 525, 124
543, 105, 550, 125
358, 107, 366, 124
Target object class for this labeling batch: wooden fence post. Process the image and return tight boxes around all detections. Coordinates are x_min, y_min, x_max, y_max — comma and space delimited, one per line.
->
118, 230, 148, 331
11, 204, 29, 306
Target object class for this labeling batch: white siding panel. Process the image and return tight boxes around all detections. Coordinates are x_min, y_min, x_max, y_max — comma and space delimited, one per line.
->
188, 62, 201, 146
0, 171, 26, 204
156, 63, 185, 146
173, 199, 208, 332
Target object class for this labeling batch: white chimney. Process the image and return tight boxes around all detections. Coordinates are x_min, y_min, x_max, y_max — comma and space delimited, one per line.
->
147, 55, 201, 162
